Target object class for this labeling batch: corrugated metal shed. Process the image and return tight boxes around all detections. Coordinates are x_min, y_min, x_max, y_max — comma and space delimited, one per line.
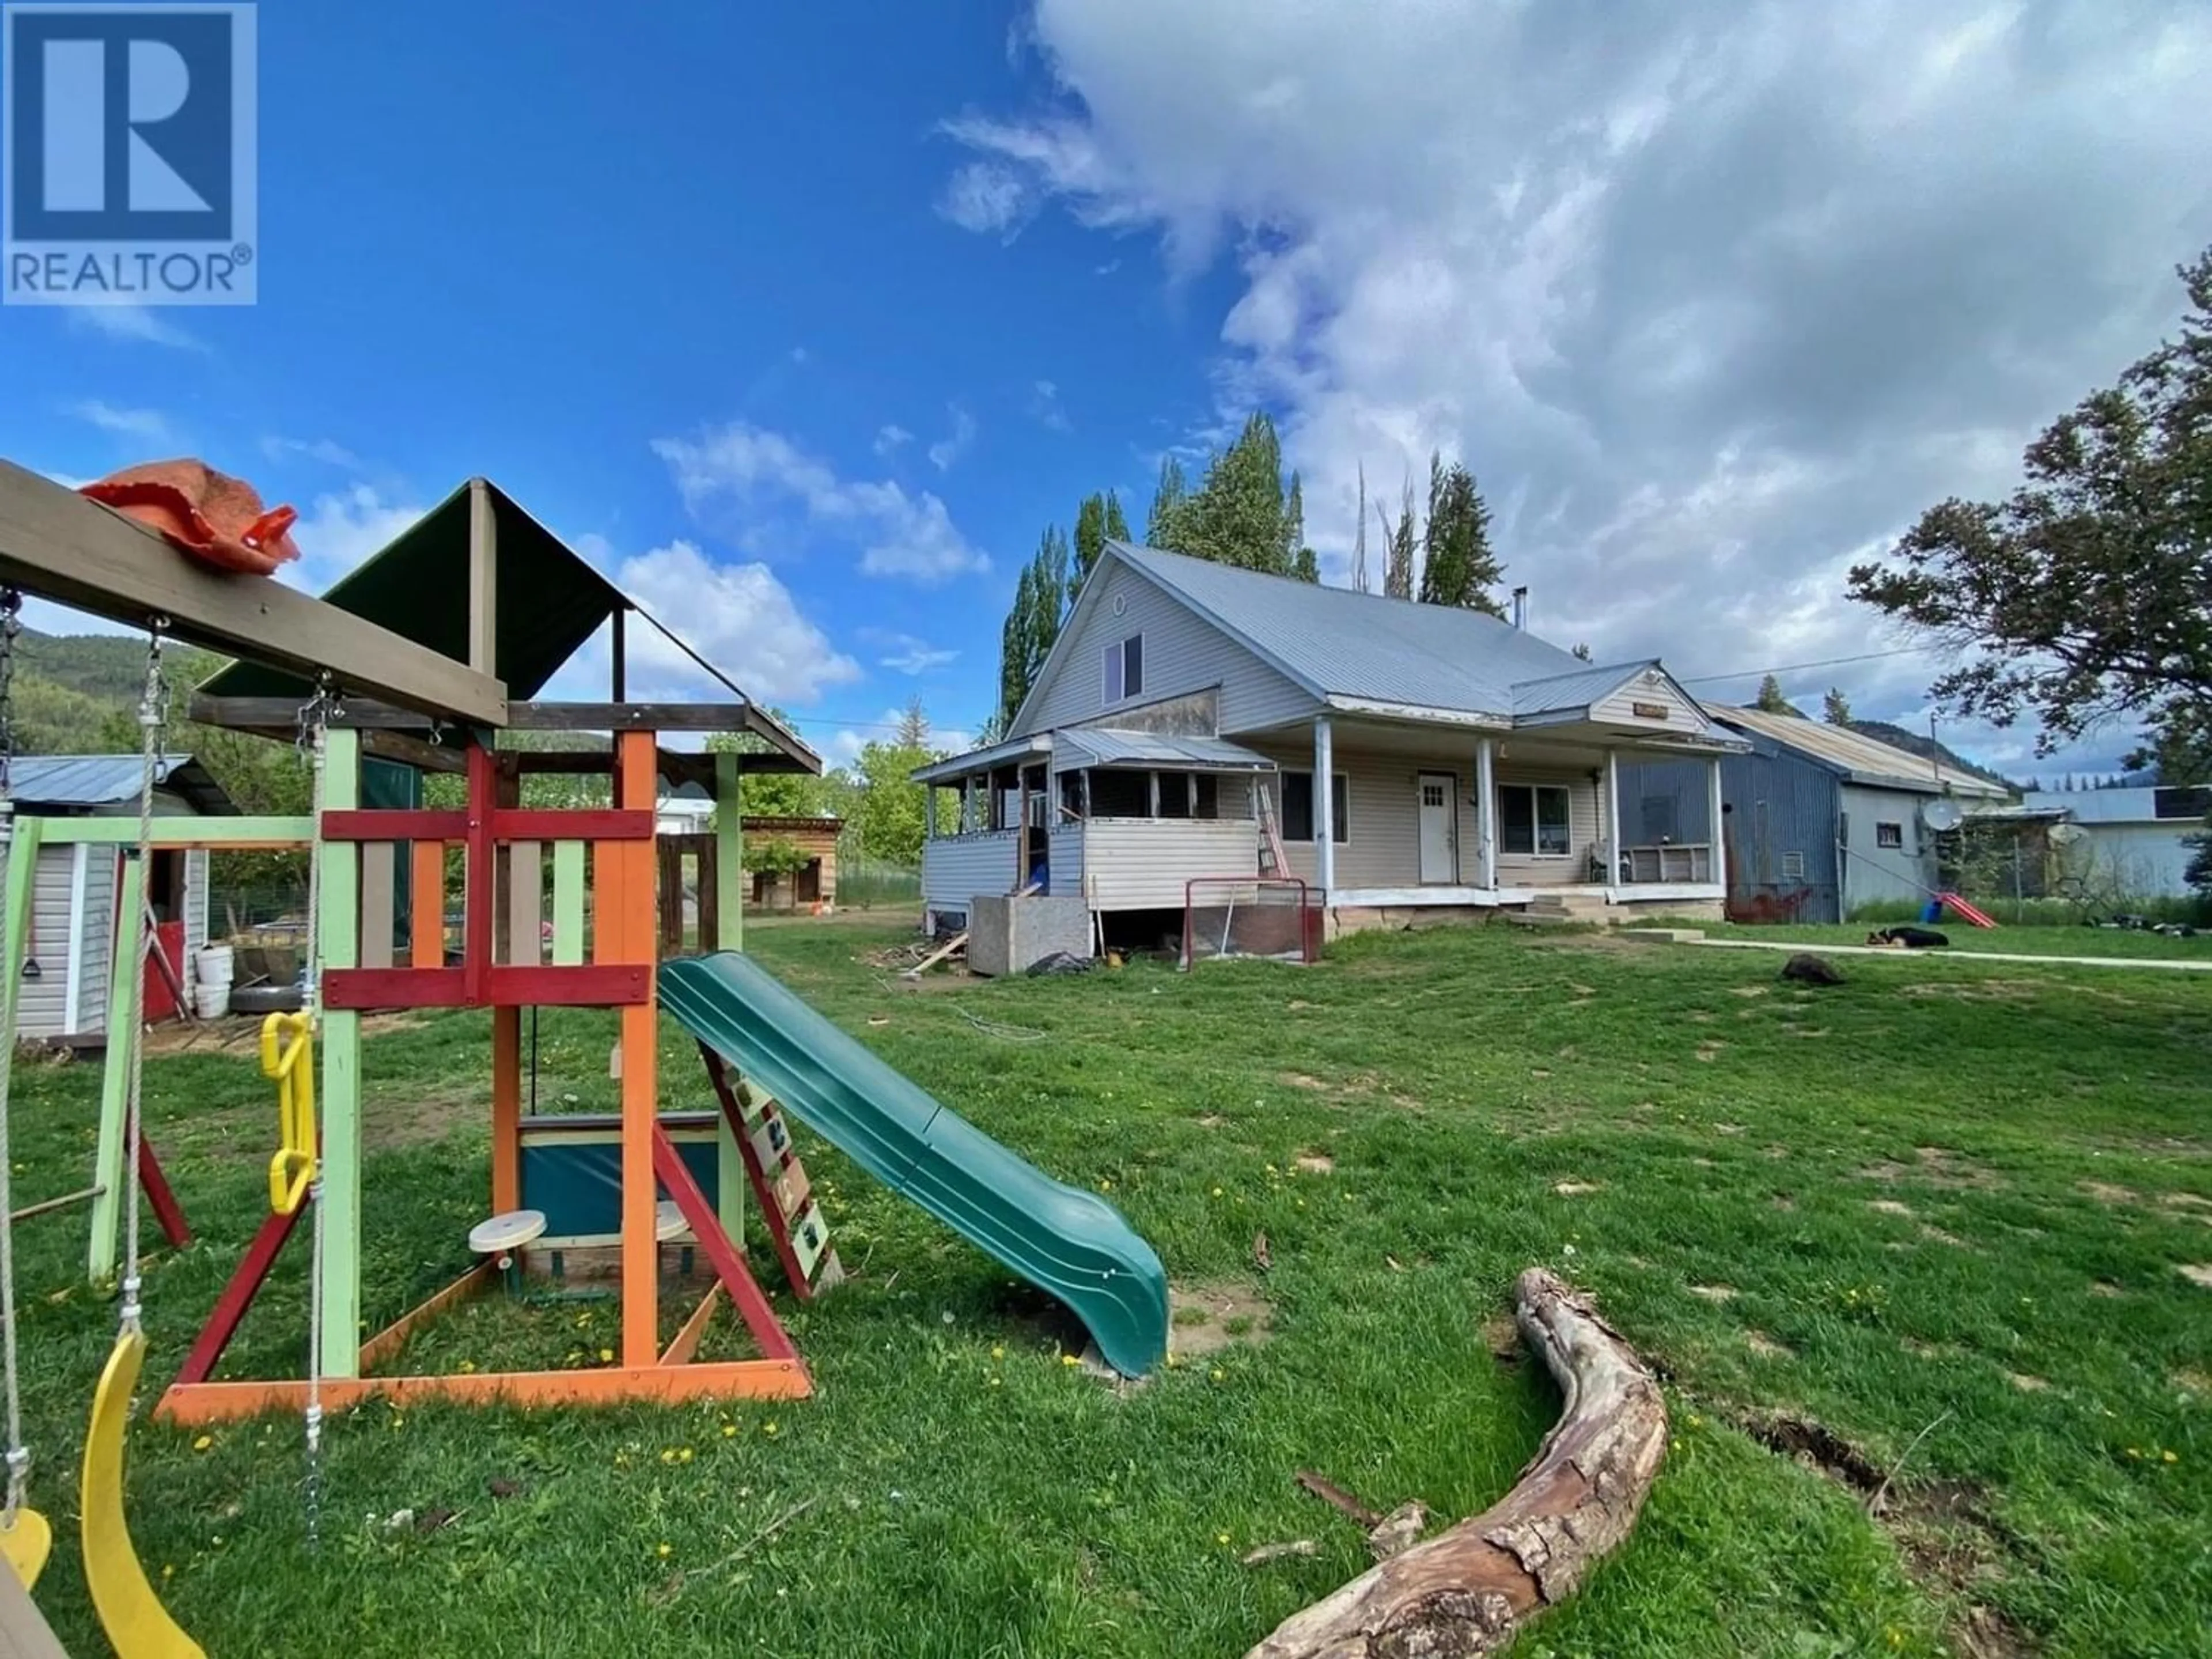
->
2020, 786, 2203, 824
1712, 707, 2009, 798
1110, 542, 1587, 717
5, 753, 234, 814
1055, 730, 1276, 771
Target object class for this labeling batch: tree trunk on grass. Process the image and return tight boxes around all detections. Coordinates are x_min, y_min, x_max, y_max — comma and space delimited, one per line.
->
1247, 1269, 1667, 1659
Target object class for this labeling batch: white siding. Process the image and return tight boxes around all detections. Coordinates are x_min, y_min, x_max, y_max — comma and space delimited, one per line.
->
1017, 560, 1318, 737
0, 842, 90, 1041
1048, 823, 1084, 899
1245, 741, 1602, 891
75, 848, 115, 1037
922, 831, 1022, 914
2069, 823, 2196, 899
1589, 668, 1706, 738
1839, 784, 1936, 912
1078, 819, 1259, 910
184, 847, 210, 958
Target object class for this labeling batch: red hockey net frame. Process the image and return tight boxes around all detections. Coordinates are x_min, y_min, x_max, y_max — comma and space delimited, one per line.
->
1181, 877, 1322, 969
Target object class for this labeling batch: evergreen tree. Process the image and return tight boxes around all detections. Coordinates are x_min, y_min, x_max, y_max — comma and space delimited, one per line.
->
1177, 412, 1290, 572
993, 526, 1071, 729
1146, 456, 1188, 548
1284, 474, 1317, 582
1103, 490, 1129, 544
1072, 494, 1108, 604
1822, 687, 1854, 725
1755, 674, 1794, 714
1381, 478, 1417, 600
1416, 452, 1505, 613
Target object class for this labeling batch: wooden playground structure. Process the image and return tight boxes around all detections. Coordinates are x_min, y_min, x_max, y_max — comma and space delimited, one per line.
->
0, 460, 836, 1650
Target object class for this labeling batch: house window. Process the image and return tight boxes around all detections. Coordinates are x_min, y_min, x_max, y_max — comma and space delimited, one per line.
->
1281, 770, 1349, 843
1193, 774, 1220, 820
1499, 784, 1572, 856
1876, 821, 1904, 849
1102, 634, 1145, 703
1088, 768, 1151, 817
1781, 850, 1806, 880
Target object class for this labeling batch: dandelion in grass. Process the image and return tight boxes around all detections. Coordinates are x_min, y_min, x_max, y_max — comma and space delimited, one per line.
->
988, 1376, 1002, 1388
657, 1542, 672, 1559
161, 1565, 175, 1580
191, 1434, 213, 1452
721, 1425, 738, 1438
2163, 1449, 2178, 1463
660, 1449, 677, 1465
1210, 1368, 1225, 1382
1061, 1354, 1080, 1368
679, 1447, 694, 1464
1211, 1187, 1224, 1198
457, 1360, 476, 1374
990, 1345, 1005, 1361
1098, 1179, 1113, 1192
599, 1347, 614, 1363
763, 1421, 779, 1437
1216, 1532, 1231, 1547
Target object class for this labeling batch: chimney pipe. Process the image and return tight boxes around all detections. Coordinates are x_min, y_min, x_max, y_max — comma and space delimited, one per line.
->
1510, 585, 1529, 630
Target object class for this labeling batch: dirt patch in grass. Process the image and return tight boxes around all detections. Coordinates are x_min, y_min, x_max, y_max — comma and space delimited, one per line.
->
363, 1084, 480, 1150
1744, 1330, 1794, 1360
2175, 1368, 2212, 1395
1279, 1072, 1331, 1092
2006, 1372, 2048, 1392
1858, 1147, 2003, 1191
1749, 1414, 1884, 1491
2078, 1180, 2139, 1205
1294, 1152, 1334, 1175
1897, 980, 2045, 1004
1730, 984, 1769, 998
1686, 1283, 1736, 1302
1482, 1313, 1523, 1363
1869, 1199, 1915, 1217
2177, 1263, 2212, 1289
1552, 1180, 1600, 1196
1920, 1224, 1971, 1249
1169, 1281, 1273, 1358
1694, 1041, 1724, 1062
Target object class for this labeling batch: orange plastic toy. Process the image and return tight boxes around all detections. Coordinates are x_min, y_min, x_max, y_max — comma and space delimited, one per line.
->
79, 460, 300, 576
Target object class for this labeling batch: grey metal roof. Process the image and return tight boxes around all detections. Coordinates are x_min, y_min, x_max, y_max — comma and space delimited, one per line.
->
1109, 543, 1590, 719
911, 732, 1052, 785
1055, 729, 1276, 771
4, 753, 236, 813
1509, 661, 1655, 716
1714, 707, 2010, 798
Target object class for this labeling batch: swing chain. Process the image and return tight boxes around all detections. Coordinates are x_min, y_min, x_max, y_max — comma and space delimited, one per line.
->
0, 587, 20, 805
294, 676, 335, 1551
116, 619, 169, 1335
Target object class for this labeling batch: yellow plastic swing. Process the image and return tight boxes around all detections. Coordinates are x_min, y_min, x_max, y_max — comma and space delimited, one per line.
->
79, 628, 203, 1658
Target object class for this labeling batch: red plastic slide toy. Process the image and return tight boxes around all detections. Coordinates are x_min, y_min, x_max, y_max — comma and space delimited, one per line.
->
1938, 892, 1997, 928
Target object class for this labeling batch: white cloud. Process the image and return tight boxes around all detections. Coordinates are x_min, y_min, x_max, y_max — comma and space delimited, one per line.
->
65, 304, 206, 351
283, 486, 425, 591
927, 404, 978, 472
70, 400, 175, 445
937, 161, 1032, 237
603, 540, 862, 706
1029, 378, 1072, 432
261, 436, 363, 471
942, 0, 2212, 770
859, 628, 961, 675
874, 423, 914, 456
653, 421, 990, 584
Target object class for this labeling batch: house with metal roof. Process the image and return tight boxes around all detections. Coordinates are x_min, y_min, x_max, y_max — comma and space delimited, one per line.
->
915, 541, 1748, 938
1635, 707, 2013, 922
2013, 785, 2209, 899
1, 753, 237, 1042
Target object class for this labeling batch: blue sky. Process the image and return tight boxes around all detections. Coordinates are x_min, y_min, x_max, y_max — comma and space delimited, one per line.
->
5, 2, 2209, 778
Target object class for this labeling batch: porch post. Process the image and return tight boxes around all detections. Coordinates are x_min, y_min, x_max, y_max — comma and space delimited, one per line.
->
1604, 748, 1622, 888
1706, 755, 1725, 889
923, 784, 937, 842
1313, 716, 1335, 898
1475, 736, 1497, 889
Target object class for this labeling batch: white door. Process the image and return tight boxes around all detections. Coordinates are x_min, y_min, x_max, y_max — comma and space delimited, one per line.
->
1416, 774, 1456, 884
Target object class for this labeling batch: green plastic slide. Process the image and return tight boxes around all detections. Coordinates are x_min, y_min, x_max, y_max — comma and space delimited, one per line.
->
659, 952, 1169, 1377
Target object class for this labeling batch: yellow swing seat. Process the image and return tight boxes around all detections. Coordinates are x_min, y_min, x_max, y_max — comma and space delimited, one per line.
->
81, 1328, 203, 1658
0, 1504, 48, 1590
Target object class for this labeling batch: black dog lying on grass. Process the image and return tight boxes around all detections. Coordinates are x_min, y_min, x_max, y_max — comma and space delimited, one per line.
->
1865, 926, 1950, 949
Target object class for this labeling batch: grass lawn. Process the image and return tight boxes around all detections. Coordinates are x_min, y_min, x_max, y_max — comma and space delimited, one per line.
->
1655, 919, 2212, 963
5, 918, 2207, 1657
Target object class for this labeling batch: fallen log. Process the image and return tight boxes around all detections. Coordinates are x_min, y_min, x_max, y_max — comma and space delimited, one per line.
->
1247, 1268, 1667, 1659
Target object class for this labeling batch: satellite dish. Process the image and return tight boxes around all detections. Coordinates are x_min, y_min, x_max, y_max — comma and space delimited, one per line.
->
2048, 821, 2088, 847
1921, 798, 1964, 832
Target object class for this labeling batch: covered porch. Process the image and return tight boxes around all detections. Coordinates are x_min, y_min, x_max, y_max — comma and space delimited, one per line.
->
1234, 711, 1737, 917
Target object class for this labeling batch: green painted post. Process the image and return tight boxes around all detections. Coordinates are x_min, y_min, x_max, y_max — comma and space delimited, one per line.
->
712, 751, 745, 1244
316, 729, 364, 1379
0, 816, 40, 1250
715, 752, 743, 953
87, 854, 144, 1286
550, 840, 586, 965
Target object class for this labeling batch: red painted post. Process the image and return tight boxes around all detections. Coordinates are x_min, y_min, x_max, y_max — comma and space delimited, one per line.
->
464, 743, 495, 1006
652, 1125, 797, 1363
137, 1133, 191, 1249
172, 1205, 301, 1387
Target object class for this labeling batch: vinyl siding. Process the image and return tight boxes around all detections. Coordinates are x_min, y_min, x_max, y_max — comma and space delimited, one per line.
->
1048, 823, 1084, 898
184, 847, 210, 958
75, 849, 115, 1037
0, 843, 90, 1040
2065, 823, 2196, 898
1077, 819, 1259, 910
1016, 560, 1319, 738
1244, 740, 1601, 890
922, 831, 1021, 914
1589, 669, 1706, 738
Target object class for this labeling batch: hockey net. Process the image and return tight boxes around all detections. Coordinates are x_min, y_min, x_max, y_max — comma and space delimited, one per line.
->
1181, 877, 1321, 968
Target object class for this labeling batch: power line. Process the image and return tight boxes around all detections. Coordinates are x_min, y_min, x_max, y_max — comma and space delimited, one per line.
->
1679, 643, 1938, 686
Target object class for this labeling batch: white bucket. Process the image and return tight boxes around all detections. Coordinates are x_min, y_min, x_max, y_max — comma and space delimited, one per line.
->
194, 982, 232, 1019
194, 946, 235, 986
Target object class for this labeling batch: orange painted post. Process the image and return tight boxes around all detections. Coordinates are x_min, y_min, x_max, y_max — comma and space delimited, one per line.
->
615, 729, 660, 1367
490, 1006, 521, 1213
410, 840, 445, 968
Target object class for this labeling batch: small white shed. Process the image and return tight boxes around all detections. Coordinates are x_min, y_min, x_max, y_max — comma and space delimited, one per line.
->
2, 755, 236, 1042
